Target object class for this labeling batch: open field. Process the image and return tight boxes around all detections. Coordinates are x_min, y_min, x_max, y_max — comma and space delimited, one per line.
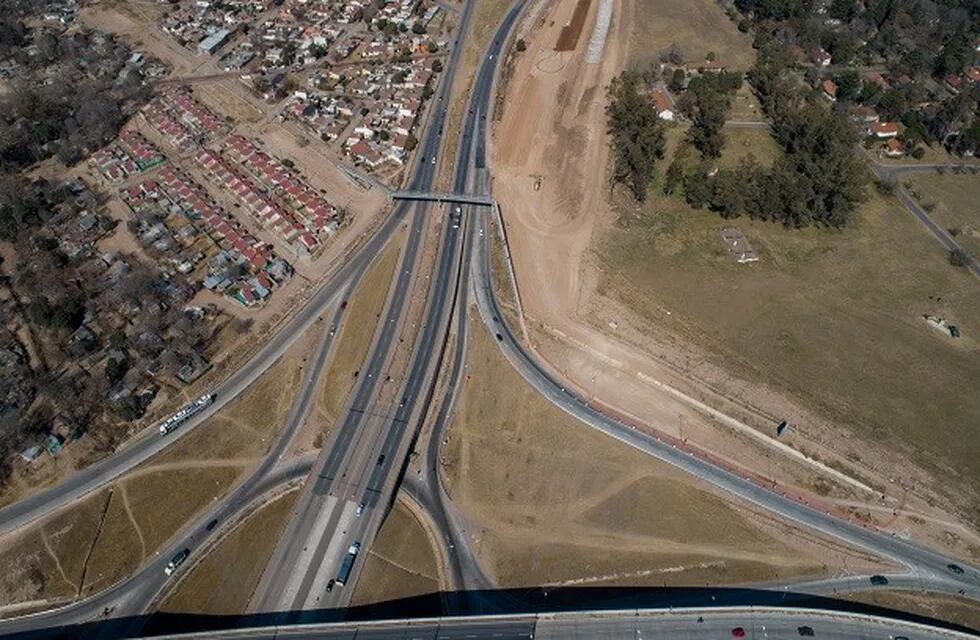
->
628, 0, 754, 69
492, 0, 980, 559
717, 127, 780, 169
442, 317, 883, 588
906, 172, 980, 258
0, 490, 109, 611
845, 590, 980, 633
599, 172, 980, 518
160, 489, 299, 615
351, 497, 440, 606
311, 233, 405, 438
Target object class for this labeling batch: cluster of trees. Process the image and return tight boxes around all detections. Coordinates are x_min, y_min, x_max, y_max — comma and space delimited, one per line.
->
676, 71, 743, 158
666, 40, 867, 228
734, 0, 980, 156
0, 5, 221, 481
605, 71, 665, 201
0, 25, 151, 169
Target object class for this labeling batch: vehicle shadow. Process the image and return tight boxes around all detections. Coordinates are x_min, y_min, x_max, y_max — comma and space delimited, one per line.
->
6, 586, 976, 639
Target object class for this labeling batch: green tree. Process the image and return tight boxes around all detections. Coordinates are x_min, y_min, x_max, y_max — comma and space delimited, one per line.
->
606, 71, 666, 201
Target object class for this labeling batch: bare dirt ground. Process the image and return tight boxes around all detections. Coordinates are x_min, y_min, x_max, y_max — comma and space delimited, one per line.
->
491, 0, 980, 565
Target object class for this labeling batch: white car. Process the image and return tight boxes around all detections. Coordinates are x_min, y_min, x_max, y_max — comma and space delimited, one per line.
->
356, 503, 365, 516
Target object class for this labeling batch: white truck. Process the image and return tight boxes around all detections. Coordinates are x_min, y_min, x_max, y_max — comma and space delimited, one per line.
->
159, 393, 216, 435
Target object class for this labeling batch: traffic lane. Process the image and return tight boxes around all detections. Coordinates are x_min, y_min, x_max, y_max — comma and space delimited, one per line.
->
254, 205, 428, 612
536, 611, 967, 639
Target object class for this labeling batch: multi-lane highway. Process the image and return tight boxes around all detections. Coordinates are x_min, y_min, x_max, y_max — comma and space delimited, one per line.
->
247, 0, 483, 617
0, 0, 480, 634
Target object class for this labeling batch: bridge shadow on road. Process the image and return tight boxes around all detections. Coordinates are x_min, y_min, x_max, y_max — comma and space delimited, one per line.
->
6, 587, 977, 639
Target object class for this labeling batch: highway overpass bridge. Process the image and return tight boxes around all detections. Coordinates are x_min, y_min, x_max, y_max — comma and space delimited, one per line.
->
147, 607, 977, 640
391, 190, 495, 206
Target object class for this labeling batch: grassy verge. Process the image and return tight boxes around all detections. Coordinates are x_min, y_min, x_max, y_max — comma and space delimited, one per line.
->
443, 316, 844, 587
845, 590, 980, 632
159, 489, 300, 615
314, 232, 405, 431
350, 497, 440, 606
906, 172, 980, 258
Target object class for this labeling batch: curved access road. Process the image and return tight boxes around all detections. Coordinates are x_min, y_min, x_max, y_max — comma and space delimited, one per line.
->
456, 3, 980, 604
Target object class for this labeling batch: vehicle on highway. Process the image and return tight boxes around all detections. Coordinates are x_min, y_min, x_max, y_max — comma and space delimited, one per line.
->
164, 549, 190, 576
731, 627, 746, 638
798, 625, 815, 636
356, 502, 364, 516
377, 454, 385, 465
205, 519, 218, 531
947, 563, 964, 574
335, 542, 361, 587
159, 393, 216, 436
326, 579, 335, 592
340, 300, 348, 310
870, 574, 889, 585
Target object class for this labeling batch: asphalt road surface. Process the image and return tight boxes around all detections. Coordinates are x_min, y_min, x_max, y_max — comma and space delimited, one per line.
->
247, 0, 481, 618
145, 607, 980, 639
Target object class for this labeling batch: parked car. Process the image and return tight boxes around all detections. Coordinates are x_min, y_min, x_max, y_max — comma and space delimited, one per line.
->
731, 628, 746, 638
870, 574, 889, 585
798, 625, 815, 636
947, 563, 965, 574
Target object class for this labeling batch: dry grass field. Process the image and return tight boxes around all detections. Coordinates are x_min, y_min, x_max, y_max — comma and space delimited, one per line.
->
906, 172, 980, 258
600, 165, 980, 518
0, 324, 318, 608
442, 317, 878, 588
628, 0, 754, 70
717, 127, 781, 169
160, 489, 299, 615
350, 498, 440, 606
0, 490, 109, 610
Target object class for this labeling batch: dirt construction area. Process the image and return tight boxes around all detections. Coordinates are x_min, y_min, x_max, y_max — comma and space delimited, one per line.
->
492, 0, 980, 565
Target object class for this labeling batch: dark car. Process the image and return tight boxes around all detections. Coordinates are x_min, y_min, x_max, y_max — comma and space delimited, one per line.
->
326, 579, 335, 592
947, 563, 965, 574
205, 519, 218, 531
377, 454, 385, 465
731, 628, 746, 638
798, 626, 815, 636
870, 574, 889, 585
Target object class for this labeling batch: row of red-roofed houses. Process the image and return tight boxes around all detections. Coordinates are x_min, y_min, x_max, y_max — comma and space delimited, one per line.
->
222, 134, 341, 236
121, 167, 293, 307
144, 99, 199, 153
165, 88, 227, 138
194, 147, 321, 256
90, 129, 166, 183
